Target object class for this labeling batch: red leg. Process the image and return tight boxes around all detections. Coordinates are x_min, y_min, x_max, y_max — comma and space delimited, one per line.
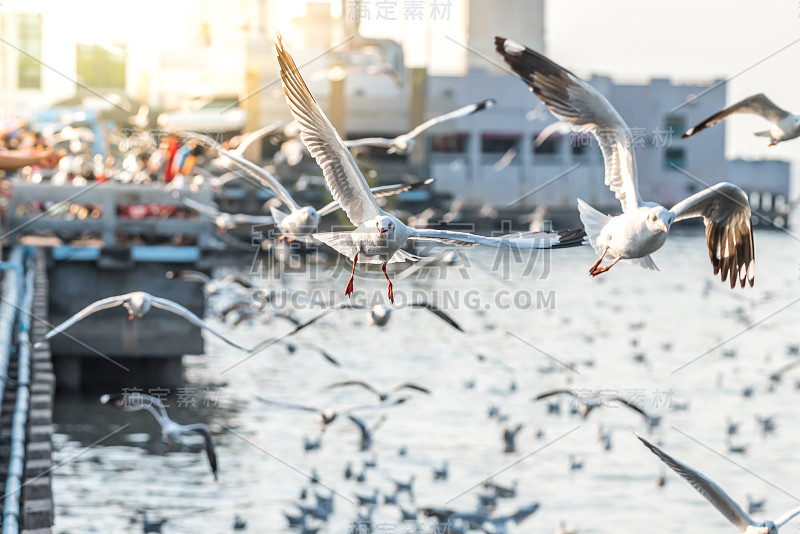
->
769, 140, 778, 147
588, 247, 609, 275
382, 263, 394, 304
590, 257, 621, 277
277, 234, 286, 242
345, 253, 359, 298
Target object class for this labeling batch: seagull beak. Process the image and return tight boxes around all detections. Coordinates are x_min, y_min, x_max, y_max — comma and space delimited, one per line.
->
659, 222, 668, 233
379, 227, 387, 236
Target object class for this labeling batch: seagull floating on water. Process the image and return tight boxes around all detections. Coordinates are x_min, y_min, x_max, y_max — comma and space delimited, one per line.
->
495, 36, 755, 288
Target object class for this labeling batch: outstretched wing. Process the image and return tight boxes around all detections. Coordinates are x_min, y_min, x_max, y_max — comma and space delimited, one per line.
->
409, 301, 463, 332
409, 227, 579, 249
669, 182, 754, 288
276, 35, 383, 226
328, 380, 381, 396
391, 383, 432, 395
343, 137, 395, 149
149, 296, 250, 351
253, 394, 320, 413
41, 295, 127, 342
184, 424, 218, 480
404, 99, 495, 140
495, 37, 642, 212
683, 94, 790, 138
232, 121, 284, 155
317, 178, 435, 217
636, 433, 755, 532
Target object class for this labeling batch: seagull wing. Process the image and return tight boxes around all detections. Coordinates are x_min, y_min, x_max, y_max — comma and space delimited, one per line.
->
669, 182, 754, 288
495, 37, 642, 212
775, 505, 800, 528
636, 433, 756, 532
276, 35, 383, 226
532, 389, 579, 402
409, 301, 463, 332
183, 424, 218, 480
391, 383, 431, 395
317, 178, 434, 217
607, 396, 652, 420
403, 99, 495, 141
179, 196, 223, 218
253, 394, 321, 413
328, 380, 380, 396
183, 131, 301, 211
168, 270, 212, 285
534, 121, 572, 147
289, 342, 341, 367
408, 227, 576, 248
232, 121, 284, 156
343, 137, 395, 148
42, 295, 128, 341
683, 94, 791, 138
149, 297, 250, 352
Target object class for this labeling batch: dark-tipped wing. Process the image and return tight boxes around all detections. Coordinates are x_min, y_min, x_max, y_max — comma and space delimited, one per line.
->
683, 94, 790, 138
636, 433, 755, 531
276, 35, 383, 226
669, 182, 754, 288
495, 36, 641, 212
149, 297, 250, 351
184, 424, 218, 480
316, 178, 435, 217
404, 99, 495, 140
391, 383, 431, 395
409, 301, 463, 332
532, 389, 579, 402
328, 380, 380, 396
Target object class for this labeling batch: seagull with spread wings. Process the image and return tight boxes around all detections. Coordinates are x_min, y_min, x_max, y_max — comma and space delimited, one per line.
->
344, 98, 496, 154
277, 34, 585, 302
253, 394, 408, 429
637, 433, 800, 534
534, 389, 660, 427
177, 194, 275, 233
682, 94, 800, 146
327, 380, 431, 402
101, 393, 218, 480
35, 291, 248, 352
183, 131, 433, 242
496, 37, 755, 288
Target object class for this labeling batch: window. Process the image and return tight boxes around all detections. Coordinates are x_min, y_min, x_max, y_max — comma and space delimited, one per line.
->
664, 148, 685, 169
76, 43, 127, 90
664, 115, 685, 138
482, 134, 519, 154
17, 14, 42, 89
430, 133, 469, 153
533, 133, 559, 155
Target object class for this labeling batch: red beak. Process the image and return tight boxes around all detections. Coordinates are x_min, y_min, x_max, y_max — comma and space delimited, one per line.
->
379, 228, 387, 235
659, 223, 668, 233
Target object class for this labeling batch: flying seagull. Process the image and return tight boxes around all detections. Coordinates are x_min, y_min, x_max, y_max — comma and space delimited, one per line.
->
165, 270, 253, 294
327, 380, 431, 402
344, 98, 496, 154
636, 433, 800, 533
35, 291, 248, 351
183, 131, 433, 241
682, 94, 800, 146
101, 393, 218, 480
495, 37, 755, 288
533, 389, 660, 427
178, 195, 275, 232
276, 34, 586, 302
253, 394, 408, 429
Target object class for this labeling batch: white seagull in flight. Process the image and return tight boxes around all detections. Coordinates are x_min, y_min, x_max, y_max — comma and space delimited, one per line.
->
101, 393, 218, 480
682, 94, 800, 146
495, 36, 755, 288
344, 98, 496, 154
35, 291, 248, 352
276, 34, 585, 302
637, 433, 800, 534
183, 131, 433, 242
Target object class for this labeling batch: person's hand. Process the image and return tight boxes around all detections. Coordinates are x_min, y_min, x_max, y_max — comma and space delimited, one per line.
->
37, 148, 62, 169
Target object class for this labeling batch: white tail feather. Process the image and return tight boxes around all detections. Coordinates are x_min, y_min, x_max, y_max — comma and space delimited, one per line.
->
576, 199, 610, 254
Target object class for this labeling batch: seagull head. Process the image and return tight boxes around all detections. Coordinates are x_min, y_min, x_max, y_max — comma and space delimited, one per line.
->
757, 521, 777, 534
375, 216, 395, 237
645, 207, 674, 235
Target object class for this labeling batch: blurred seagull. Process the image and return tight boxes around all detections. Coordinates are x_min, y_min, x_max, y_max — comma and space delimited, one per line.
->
178, 195, 275, 232
496, 37, 755, 288
347, 415, 386, 451
184, 131, 432, 241
344, 99, 496, 154
533, 389, 660, 427
35, 291, 248, 352
637, 433, 800, 533
327, 380, 431, 402
253, 394, 408, 429
682, 94, 800, 146
166, 270, 253, 294
277, 34, 586, 302
101, 393, 218, 480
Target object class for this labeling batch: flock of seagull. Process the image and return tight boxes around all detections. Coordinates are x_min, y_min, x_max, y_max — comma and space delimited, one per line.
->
43, 33, 800, 534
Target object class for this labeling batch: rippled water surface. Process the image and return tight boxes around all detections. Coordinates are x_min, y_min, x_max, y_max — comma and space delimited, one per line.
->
52, 230, 800, 533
